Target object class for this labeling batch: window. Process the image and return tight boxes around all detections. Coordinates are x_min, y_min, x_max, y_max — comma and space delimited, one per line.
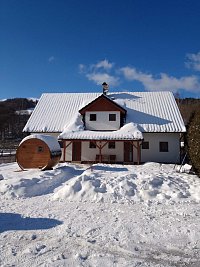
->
108, 141, 115, 149
38, 146, 44, 152
142, 141, 149, 149
90, 114, 96, 121
159, 142, 168, 152
89, 141, 96, 148
109, 114, 116, 121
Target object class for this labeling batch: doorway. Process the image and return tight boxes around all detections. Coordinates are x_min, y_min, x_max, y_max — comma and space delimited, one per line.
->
72, 141, 81, 161
124, 141, 133, 163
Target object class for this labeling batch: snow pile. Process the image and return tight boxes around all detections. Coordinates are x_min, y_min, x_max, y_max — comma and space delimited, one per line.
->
113, 98, 126, 108
59, 122, 143, 140
59, 113, 84, 138
118, 122, 142, 139
0, 163, 84, 198
0, 162, 199, 203
53, 163, 200, 203
176, 163, 192, 173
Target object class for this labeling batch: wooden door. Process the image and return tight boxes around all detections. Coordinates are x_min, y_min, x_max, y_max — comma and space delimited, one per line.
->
124, 141, 133, 163
72, 141, 81, 161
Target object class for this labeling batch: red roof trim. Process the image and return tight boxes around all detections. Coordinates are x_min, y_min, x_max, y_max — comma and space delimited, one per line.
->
79, 94, 127, 114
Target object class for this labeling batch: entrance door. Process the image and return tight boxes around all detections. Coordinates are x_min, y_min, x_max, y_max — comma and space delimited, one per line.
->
124, 141, 133, 163
72, 141, 81, 161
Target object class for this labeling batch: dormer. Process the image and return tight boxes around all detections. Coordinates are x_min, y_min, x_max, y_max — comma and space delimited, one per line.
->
79, 94, 127, 131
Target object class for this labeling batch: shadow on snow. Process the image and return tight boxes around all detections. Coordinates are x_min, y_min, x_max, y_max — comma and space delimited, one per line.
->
0, 213, 62, 233
93, 165, 128, 172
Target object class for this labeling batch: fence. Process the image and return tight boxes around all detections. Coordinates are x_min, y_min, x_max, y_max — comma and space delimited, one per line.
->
0, 149, 16, 164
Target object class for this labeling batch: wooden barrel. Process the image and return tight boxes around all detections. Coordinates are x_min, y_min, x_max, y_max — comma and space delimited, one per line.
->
16, 134, 62, 170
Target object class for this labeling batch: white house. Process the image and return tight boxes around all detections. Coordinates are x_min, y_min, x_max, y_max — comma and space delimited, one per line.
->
23, 88, 186, 164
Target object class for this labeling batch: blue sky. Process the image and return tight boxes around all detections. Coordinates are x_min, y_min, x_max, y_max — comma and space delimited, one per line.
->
1, 0, 200, 99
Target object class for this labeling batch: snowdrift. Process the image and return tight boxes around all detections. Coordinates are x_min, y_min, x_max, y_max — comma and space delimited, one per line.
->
0, 162, 199, 203
53, 163, 200, 203
0, 162, 200, 266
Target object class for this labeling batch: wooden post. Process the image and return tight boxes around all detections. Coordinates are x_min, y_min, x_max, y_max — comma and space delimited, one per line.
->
63, 140, 66, 162
95, 141, 108, 163
137, 140, 141, 165
99, 141, 102, 163
130, 141, 134, 164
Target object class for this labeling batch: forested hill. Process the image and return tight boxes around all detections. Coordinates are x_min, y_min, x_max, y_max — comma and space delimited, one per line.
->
0, 98, 37, 111
177, 98, 200, 125
0, 98, 38, 146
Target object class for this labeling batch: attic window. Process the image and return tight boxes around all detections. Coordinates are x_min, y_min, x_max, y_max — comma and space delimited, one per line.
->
109, 114, 116, 121
90, 114, 96, 121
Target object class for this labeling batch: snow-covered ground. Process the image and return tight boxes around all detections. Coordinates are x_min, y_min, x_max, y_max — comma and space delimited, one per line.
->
0, 162, 200, 266
15, 108, 35, 115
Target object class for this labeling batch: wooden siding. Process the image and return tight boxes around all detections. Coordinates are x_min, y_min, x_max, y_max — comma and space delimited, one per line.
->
16, 138, 61, 170
79, 94, 126, 114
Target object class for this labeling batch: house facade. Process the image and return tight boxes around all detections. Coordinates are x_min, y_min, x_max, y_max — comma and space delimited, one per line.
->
23, 89, 186, 164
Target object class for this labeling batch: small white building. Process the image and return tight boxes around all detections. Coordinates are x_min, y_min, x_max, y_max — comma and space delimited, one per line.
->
23, 89, 186, 164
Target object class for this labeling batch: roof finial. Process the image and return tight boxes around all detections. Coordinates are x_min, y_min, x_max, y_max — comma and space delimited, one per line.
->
102, 82, 109, 95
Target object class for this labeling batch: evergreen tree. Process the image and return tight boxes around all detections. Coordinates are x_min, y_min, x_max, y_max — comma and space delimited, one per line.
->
187, 109, 200, 177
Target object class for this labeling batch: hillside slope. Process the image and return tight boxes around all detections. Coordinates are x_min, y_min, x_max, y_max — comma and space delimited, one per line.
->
0, 98, 38, 147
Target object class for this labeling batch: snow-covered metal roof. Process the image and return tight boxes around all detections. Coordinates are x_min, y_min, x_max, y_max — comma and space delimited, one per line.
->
23, 91, 186, 133
59, 122, 143, 140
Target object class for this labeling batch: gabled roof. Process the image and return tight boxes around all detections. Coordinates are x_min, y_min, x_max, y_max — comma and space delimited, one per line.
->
79, 94, 127, 114
23, 91, 186, 133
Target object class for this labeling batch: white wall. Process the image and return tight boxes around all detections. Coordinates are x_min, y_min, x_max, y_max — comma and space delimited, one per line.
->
33, 132, 181, 164
64, 141, 72, 161
141, 133, 181, 163
59, 133, 181, 163
81, 141, 124, 162
85, 111, 120, 130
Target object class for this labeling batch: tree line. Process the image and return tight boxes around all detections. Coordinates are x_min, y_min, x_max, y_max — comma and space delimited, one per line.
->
176, 97, 200, 176
0, 98, 37, 147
